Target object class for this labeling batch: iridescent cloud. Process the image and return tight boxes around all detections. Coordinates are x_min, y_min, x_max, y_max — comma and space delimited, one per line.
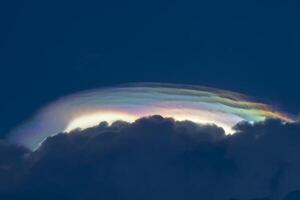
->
9, 83, 294, 150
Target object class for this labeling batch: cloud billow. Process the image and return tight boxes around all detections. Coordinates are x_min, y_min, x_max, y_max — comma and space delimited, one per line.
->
1, 115, 300, 200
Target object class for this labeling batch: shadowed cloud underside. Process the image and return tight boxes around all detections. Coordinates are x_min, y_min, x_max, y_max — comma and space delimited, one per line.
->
2, 116, 300, 200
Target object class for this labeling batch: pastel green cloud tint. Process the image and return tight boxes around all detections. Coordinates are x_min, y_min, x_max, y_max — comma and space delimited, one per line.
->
9, 83, 294, 150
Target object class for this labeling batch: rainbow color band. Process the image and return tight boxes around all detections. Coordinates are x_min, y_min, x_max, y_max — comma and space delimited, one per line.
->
9, 83, 294, 150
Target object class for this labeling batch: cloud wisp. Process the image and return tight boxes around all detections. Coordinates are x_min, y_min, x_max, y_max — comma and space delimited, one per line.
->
9, 83, 294, 150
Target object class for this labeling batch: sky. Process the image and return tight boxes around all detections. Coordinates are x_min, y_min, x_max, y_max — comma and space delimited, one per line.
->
1, 1, 300, 199
0, 0, 300, 138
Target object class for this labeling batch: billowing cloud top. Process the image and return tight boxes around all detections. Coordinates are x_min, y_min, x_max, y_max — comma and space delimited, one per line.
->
9, 83, 294, 150
1, 116, 300, 200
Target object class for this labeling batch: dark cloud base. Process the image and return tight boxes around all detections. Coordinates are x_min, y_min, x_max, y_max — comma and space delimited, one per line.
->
1, 116, 300, 200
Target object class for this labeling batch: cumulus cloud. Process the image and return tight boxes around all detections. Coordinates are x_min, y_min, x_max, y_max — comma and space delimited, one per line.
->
0, 116, 300, 200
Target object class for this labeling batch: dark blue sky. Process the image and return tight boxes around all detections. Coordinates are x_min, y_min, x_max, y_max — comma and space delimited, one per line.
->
0, 0, 300, 138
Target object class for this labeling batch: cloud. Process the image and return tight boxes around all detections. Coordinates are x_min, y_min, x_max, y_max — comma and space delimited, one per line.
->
1, 115, 300, 199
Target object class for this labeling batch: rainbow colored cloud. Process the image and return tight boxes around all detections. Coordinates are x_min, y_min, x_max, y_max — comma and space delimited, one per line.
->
9, 83, 294, 150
